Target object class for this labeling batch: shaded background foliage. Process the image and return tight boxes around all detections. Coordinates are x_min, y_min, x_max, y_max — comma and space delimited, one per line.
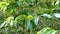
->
0, 0, 60, 34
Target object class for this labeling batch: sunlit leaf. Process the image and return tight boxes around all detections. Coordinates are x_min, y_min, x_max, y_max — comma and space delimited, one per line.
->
27, 15, 33, 20
15, 15, 26, 21
3, 6, 7, 12
42, 14, 52, 18
37, 27, 57, 34
34, 16, 39, 25
14, 20, 18, 27
0, 21, 7, 28
6, 16, 14, 22
30, 22, 33, 31
10, 20, 14, 27
25, 18, 30, 30
55, 0, 59, 5
54, 13, 60, 18
0, 2, 7, 5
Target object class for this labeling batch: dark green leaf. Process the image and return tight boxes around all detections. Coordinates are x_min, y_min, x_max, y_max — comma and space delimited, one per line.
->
25, 18, 30, 30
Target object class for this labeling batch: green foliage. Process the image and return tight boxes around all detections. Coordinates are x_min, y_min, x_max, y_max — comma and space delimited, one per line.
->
37, 27, 58, 34
0, 0, 60, 34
